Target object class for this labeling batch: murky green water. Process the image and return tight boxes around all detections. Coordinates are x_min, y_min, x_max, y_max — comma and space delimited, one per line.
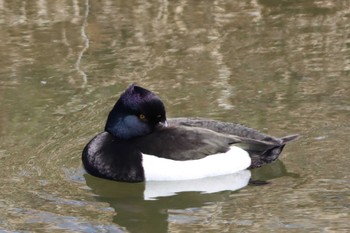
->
1, 0, 349, 232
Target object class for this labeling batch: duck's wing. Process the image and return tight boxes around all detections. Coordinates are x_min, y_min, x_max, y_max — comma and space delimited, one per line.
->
132, 125, 278, 162
168, 117, 299, 168
168, 117, 293, 142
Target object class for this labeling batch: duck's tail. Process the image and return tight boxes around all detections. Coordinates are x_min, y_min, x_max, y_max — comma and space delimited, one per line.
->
247, 134, 299, 169
280, 134, 300, 144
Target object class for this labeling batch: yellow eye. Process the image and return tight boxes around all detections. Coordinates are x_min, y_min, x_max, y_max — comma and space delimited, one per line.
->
139, 114, 146, 121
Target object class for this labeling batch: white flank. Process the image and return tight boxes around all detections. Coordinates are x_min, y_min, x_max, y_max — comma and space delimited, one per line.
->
144, 170, 251, 200
142, 146, 251, 181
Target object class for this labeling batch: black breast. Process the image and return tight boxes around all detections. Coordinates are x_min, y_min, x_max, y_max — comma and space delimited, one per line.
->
82, 132, 145, 182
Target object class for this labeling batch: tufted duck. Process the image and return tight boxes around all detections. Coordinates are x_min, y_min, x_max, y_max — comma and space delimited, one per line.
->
82, 84, 298, 182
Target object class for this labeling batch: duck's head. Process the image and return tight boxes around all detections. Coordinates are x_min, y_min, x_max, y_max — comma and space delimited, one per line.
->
105, 84, 167, 139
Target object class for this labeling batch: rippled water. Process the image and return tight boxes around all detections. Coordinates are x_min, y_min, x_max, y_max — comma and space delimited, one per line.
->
0, 0, 349, 232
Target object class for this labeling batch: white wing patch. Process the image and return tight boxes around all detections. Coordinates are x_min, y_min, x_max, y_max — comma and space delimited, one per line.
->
142, 146, 251, 181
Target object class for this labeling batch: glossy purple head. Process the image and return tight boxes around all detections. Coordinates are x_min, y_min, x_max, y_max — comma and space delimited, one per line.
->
105, 84, 167, 139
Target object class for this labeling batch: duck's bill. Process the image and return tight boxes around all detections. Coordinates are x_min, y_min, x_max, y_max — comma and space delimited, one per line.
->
158, 120, 168, 127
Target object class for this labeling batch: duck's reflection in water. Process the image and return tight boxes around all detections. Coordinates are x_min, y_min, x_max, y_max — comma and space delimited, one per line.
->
84, 160, 298, 232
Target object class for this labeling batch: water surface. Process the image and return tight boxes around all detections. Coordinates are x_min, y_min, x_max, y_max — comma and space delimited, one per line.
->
0, 0, 349, 232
